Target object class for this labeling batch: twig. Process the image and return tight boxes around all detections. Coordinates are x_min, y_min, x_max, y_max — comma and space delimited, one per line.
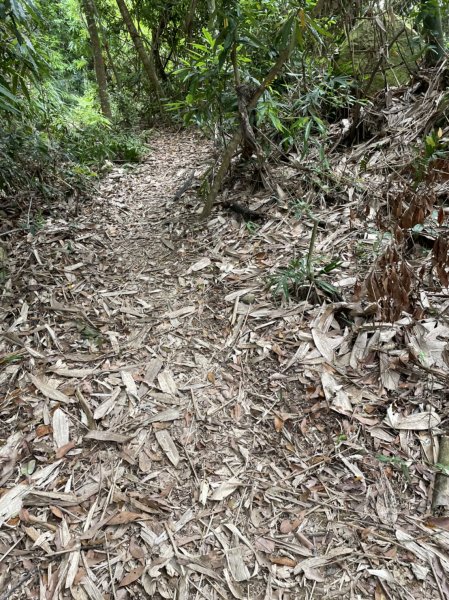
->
183, 445, 200, 485
75, 387, 96, 430
430, 557, 446, 600
306, 219, 318, 283
0, 568, 38, 600
0, 536, 24, 564
105, 533, 118, 600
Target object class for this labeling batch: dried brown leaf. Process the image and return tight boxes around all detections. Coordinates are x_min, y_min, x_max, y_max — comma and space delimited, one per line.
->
107, 511, 146, 525
84, 430, 130, 443
119, 565, 145, 587
155, 429, 180, 466
29, 374, 71, 404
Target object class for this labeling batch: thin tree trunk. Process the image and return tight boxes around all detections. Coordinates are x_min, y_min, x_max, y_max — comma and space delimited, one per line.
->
104, 41, 122, 88
152, 12, 169, 81
207, 0, 217, 31
185, 0, 198, 40
420, 0, 445, 65
81, 0, 112, 119
92, 4, 122, 87
115, 0, 162, 97
201, 33, 298, 219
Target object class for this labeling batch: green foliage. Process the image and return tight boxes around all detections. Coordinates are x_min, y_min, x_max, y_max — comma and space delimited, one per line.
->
291, 198, 314, 220
0, 123, 93, 201
169, 7, 308, 135
0, 94, 146, 203
245, 220, 259, 235
269, 254, 341, 301
0, 0, 46, 113
0, 0, 148, 206
258, 68, 361, 153
168, 2, 363, 157
65, 124, 147, 166
167, 29, 236, 132
0, 0, 444, 216
376, 453, 411, 481
435, 462, 449, 475
413, 127, 448, 183
269, 256, 309, 299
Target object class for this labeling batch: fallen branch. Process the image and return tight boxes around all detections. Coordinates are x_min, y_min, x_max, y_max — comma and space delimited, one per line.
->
221, 200, 264, 221
0, 568, 38, 600
432, 436, 449, 512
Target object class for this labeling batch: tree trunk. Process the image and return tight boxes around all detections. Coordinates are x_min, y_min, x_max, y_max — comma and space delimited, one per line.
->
115, 0, 162, 97
152, 12, 169, 81
185, 0, 198, 40
420, 0, 445, 65
81, 0, 112, 119
104, 41, 122, 88
207, 0, 217, 31
201, 35, 297, 219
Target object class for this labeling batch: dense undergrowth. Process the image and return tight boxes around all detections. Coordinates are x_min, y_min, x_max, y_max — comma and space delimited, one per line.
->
0, 92, 147, 212
1, 0, 448, 236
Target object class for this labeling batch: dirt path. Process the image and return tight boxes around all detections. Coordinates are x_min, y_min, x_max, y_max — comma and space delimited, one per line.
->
0, 129, 445, 599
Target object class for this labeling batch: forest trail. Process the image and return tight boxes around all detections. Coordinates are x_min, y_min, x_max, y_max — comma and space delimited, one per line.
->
0, 129, 446, 599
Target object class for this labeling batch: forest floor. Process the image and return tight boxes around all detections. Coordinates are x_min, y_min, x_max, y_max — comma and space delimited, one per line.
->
1, 122, 449, 600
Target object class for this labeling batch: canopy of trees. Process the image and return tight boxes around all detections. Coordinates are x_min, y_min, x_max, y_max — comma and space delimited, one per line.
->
0, 0, 447, 208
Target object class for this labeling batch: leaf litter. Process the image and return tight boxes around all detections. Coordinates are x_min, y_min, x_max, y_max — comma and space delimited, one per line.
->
1, 113, 449, 599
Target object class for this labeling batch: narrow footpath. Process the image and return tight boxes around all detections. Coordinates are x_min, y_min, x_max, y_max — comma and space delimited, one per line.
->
0, 130, 443, 599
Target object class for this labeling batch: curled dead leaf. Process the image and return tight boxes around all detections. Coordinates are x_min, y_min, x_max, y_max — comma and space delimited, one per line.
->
36, 424, 52, 438
274, 416, 284, 432
232, 404, 243, 421
425, 516, 449, 531
209, 478, 242, 501
279, 518, 301, 534
270, 556, 296, 567
50, 506, 63, 519
119, 565, 144, 588
55, 440, 75, 459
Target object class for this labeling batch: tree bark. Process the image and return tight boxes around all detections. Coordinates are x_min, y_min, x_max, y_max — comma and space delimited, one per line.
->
207, 0, 217, 31
152, 12, 169, 81
420, 0, 445, 65
185, 0, 198, 40
201, 35, 297, 219
81, 0, 112, 119
115, 0, 162, 97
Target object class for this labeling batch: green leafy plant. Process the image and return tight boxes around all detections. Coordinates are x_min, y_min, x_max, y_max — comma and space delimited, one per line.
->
435, 463, 449, 476
413, 127, 448, 183
0, 0, 46, 113
257, 69, 361, 154
245, 220, 259, 235
376, 453, 411, 482
269, 256, 308, 299
167, 28, 236, 133
21, 210, 46, 234
0, 352, 24, 365
291, 198, 314, 220
269, 219, 342, 301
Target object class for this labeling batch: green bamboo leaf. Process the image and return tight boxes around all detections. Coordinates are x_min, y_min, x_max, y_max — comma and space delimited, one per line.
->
0, 83, 19, 103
